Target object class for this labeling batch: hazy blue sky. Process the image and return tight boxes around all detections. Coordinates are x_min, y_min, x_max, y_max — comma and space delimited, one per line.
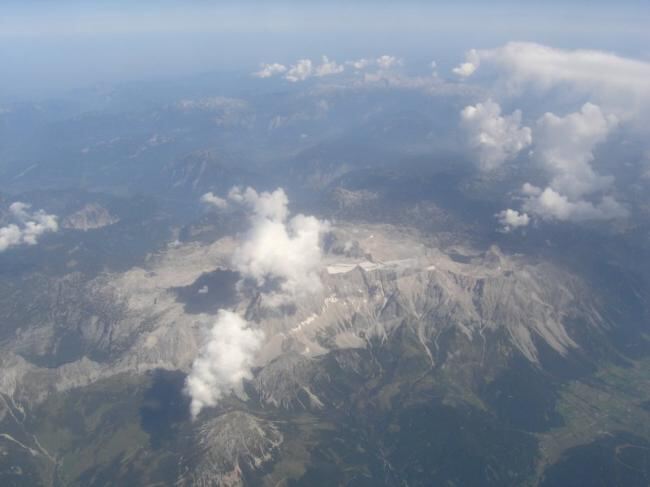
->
2, 1, 649, 99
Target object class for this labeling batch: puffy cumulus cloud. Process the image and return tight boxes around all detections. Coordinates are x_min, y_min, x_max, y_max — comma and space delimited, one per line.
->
200, 192, 228, 210
344, 55, 401, 72
283, 57, 344, 82
496, 209, 530, 232
534, 103, 617, 199
522, 186, 627, 222
0, 225, 22, 252
256, 54, 411, 86
227, 186, 289, 222
285, 59, 313, 82
227, 186, 329, 306
256, 56, 347, 82
185, 187, 327, 416
453, 42, 641, 227
284, 56, 344, 82
453, 49, 480, 77
358, 55, 442, 90
253, 62, 287, 79
376, 55, 401, 70
460, 99, 532, 171
252, 55, 470, 102
516, 104, 627, 223
185, 310, 264, 419
346, 58, 371, 70
453, 42, 650, 116
0, 202, 58, 252
314, 56, 344, 77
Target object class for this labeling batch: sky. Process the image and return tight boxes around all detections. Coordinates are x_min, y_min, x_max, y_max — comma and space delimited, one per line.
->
1, 1, 649, 99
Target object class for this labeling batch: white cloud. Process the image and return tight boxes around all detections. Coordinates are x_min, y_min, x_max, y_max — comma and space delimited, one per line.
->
376, 55, 400, 70
534, 103, 617, 199
343, 55, 400, 72
346, 58, 371, 70
0, 202, 58, 252
453, 42, 650, 116
522, 186, 627, 222
283, 56, 345, 82
496, 209, 530, 232
522, 182, 541, 196
284, 59, 314, 82
185, 310, 264, 419
257, 54, 415, 87
460, 99, 532, 171
201, 192, 228, 210
227, 187, 329, 306
454, 42, 642, 226
228, 186, 288, 221
452, 49, 480, 77
0, 224, 22, 252
455, 42, 650, 225
253, 62, 287, 78
186, 187, 328, 418
453, 62, 478, 78
518, 104, 626, 222
314, 56, 344, 77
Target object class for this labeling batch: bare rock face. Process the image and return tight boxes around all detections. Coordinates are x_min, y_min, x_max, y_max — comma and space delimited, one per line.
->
246, 225, 603, 371
252, 353, 325, 410
178, 412, 282, 487
0, 221, 636, 486
62, 204, 119, 231
0, 223, 606, 414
